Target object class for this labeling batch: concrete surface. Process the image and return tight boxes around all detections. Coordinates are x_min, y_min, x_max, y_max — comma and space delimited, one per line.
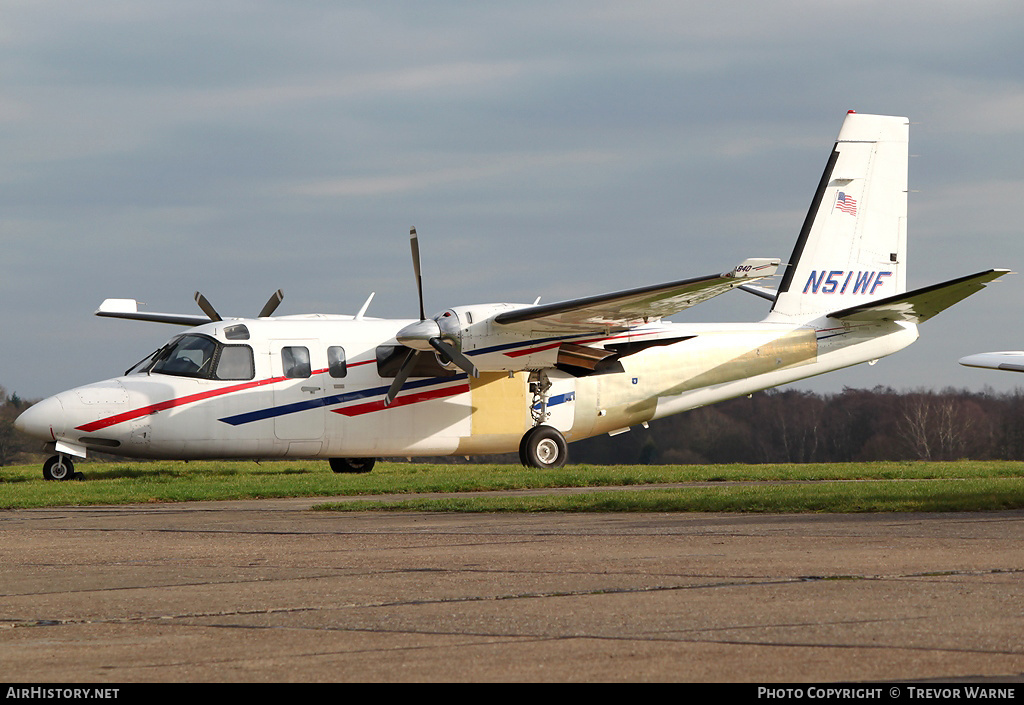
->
1, 496, 1022, 683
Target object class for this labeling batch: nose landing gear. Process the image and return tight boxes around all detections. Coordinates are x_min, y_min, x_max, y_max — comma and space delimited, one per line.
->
42, 455, 82, 481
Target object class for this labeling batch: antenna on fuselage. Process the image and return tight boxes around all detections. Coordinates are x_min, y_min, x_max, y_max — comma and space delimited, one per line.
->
355, 292, 375, 320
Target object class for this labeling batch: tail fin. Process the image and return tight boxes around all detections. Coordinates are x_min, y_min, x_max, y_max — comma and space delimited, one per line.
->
768, 112, 909, 321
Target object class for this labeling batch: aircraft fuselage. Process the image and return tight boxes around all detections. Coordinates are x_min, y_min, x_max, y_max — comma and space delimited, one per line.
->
16, 313, 918, 463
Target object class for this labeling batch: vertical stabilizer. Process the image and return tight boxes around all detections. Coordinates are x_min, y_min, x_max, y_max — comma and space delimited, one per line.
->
768, 112, 909, 321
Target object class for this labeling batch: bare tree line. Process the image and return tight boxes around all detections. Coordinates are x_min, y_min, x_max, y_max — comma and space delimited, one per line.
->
571, 386, 1024, 465
0, 387, 31, 467
4, 384, 1024, 466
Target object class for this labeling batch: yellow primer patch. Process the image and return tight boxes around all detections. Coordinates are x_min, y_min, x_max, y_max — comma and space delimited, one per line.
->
471, 371, 529, 436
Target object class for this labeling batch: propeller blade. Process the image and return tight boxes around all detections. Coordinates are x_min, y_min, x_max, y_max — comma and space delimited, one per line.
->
429, 338, 479, 378
258, 289, 284, 318
384, 349, 419, 406
194, 292, 222, 322
410, 227, 426, 321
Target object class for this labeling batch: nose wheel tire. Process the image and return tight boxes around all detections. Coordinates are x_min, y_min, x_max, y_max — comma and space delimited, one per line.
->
43, 455, 77, 481
519, 425, 568, 469
329, 457, 376, 474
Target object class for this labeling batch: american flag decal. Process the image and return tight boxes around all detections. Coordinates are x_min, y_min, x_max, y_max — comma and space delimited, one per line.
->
835, 191, 857, 216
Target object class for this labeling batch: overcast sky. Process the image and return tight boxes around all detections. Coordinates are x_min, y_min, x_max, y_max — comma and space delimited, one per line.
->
4, 1, 1024, 400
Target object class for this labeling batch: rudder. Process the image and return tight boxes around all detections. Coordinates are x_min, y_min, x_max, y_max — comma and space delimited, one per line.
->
768, 112, 909, 321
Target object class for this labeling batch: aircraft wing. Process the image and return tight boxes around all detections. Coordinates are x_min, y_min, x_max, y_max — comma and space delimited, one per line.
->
826, 269, 1009, 324
959, 351, 1024, 373
493, 258, 780, 332
95, 299, 210, 326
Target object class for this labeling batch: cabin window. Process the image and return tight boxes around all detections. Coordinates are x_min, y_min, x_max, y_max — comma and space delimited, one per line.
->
282, 346, 311, 378
215, 345, 255, 381
327, 346, 347, 378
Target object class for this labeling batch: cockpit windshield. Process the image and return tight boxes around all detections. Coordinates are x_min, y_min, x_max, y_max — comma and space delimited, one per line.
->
153, 335, 217, 377
128, 334, 254, 381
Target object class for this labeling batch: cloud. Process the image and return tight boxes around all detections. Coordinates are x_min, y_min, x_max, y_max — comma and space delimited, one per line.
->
5, 1, 1024, 399
290, 149, 615, 197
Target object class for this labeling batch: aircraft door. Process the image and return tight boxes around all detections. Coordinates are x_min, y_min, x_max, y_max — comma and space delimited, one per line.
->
271, 340, 326, 444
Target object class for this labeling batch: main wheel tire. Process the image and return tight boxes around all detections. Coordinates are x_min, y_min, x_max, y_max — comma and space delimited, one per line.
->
43, 455, 75, 481
520, 425, 568, 469
329, 457, 376, 474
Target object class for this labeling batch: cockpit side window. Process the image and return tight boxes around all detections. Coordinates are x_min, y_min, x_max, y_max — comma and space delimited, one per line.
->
215, 345, 255, 380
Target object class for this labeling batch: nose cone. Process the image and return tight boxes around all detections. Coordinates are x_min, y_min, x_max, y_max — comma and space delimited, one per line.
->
14, 395, 66, 441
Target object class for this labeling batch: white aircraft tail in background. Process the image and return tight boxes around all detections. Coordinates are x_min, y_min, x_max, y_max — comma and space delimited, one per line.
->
15, 111, 1009, 479
960, 352, 1024, 373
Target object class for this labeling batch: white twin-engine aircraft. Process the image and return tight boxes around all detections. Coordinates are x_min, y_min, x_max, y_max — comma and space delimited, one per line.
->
16, 112, 1008, 480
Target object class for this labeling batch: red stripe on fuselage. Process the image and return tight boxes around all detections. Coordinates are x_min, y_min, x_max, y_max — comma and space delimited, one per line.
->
332, 383, 470, 417
74, 376, 289, 433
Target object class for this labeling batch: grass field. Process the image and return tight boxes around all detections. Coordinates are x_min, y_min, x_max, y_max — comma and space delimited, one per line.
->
2, 459, 1024, 513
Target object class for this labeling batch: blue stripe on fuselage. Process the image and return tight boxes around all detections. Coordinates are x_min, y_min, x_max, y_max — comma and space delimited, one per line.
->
218, 374, 467, 426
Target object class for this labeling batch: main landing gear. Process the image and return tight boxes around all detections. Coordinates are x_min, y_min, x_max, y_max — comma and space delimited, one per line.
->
42, 455, 83, 481
329, 457, 376, 474
519, 425, 568, 469
519, 370, 569, 468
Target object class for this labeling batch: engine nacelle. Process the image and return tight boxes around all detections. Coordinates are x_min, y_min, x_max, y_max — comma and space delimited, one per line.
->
435, 303, 610, 373
426, 304, 549, 372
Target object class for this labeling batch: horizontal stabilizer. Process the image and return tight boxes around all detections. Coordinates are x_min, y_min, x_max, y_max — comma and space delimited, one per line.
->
728, 258, 781, 278
738, 283, 778, 302
827, 269, 1009, 324
495, 258, 779, 332
959, 352, 1024, 373
95, 299, 210, 326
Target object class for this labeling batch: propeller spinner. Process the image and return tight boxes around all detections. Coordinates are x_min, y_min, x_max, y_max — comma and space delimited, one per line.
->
385, 228, 478, 406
